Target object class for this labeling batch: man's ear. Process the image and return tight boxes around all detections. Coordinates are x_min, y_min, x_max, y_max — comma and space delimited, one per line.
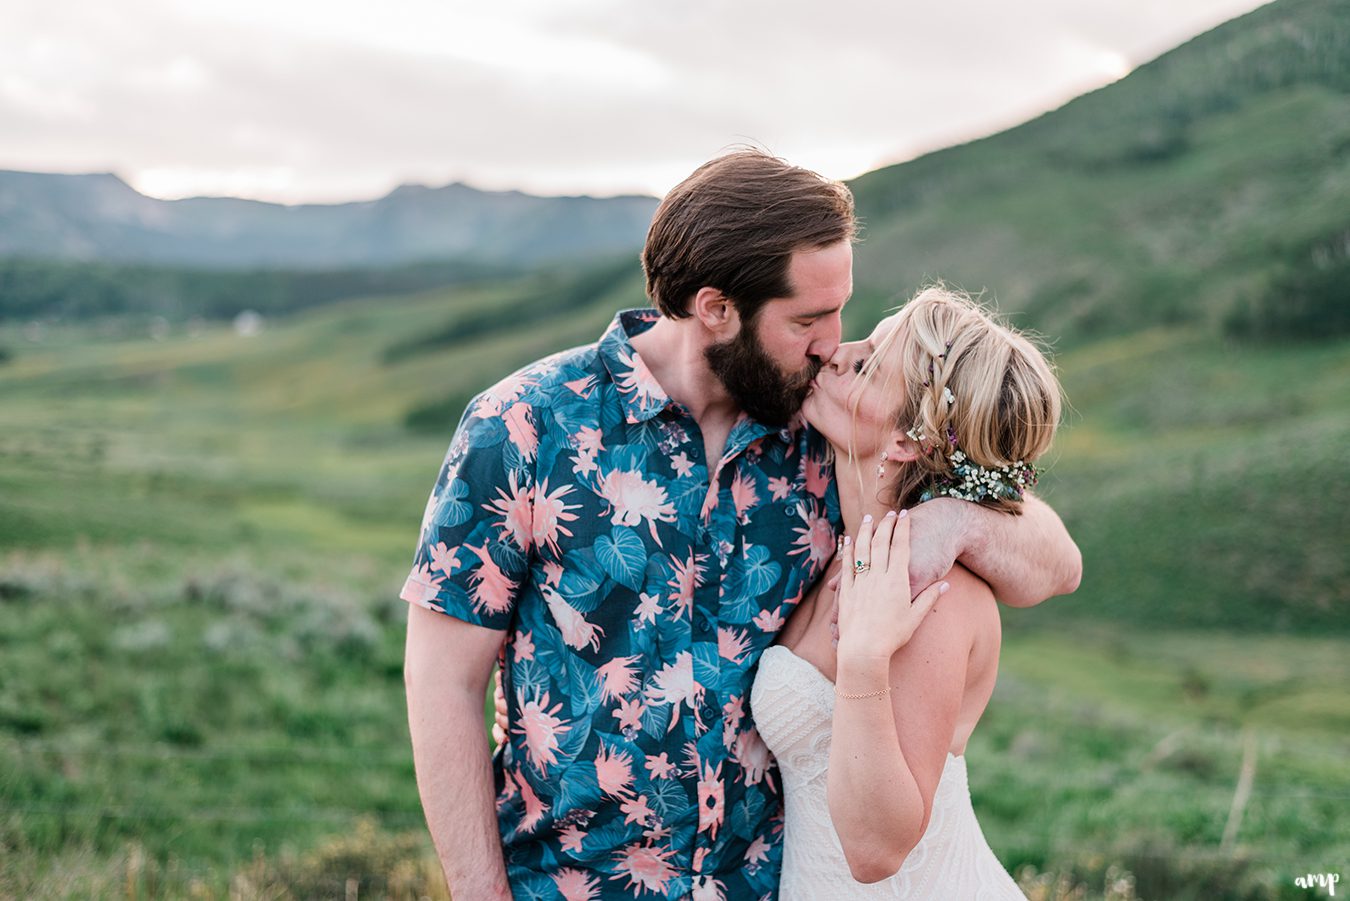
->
885, 430, 923, 464
691, 287, 738, 337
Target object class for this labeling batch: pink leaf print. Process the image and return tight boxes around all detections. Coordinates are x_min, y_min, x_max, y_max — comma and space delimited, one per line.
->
614, 347, 666, 409
518, 772, 550, 832
596, 469, 677, 543
559, 823, 586, 855
620, 793, 655, 827
635, 592, 663, 625
745, 835, 771, 866
610, 842, 678, 897
570, 449, 599, 477
767, 475, 792, 501
803, 452, 831, 498
645, 752, 676, 780
612, 696, 645, 733
471, 393, 503, 419
752, 607, 786, 634
465, 544, 518, 615
597, 655, 641, 703
730, 471, 759, 523
532, 478, 580, 556
692, 875, 727, 901
513, 691, 571, 774
564, 375, 597, 398
400, 564, 444, 608
666, 552, 706, 618
427, 542, 459, 577
502, 402, 538, 463
717, 626, 751, 664
733, 727, 775, 790
486, 371, 536, 409
595, 743, 637, 800
671, 452, 695, 478
573, 425, 605, 456
496, 767, 518, 811
553, 868, 601, 901
643, 651, 701, 732
543, 560, 565, 587
721, 695, 745, 750
483, 473, 534, 552
543, 586, 605, 652
789, 508, 835, 575
513, 629, 535, 662
697, 762, 724, 841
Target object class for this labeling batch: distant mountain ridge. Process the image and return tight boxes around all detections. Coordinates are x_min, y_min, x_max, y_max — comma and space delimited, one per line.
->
0, 171, 659, 269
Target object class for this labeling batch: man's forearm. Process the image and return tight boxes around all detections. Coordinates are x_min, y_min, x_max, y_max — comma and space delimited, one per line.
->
407, 686, 511, 899
959, 493, 1081, 608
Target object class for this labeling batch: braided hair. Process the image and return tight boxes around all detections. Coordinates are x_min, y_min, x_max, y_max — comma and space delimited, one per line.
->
849, 286, 1062, 515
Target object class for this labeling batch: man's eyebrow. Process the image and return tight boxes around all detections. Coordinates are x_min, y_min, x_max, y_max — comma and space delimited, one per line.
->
797, 296, 852, 319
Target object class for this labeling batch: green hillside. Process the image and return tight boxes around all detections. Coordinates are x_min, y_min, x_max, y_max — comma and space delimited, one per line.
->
848, 0, 1350, 344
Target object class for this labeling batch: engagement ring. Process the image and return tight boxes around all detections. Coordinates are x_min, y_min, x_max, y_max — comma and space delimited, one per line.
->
853, 561, 871, 574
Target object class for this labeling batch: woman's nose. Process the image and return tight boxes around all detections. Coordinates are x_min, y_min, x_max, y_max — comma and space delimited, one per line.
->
826, 341, 863, 372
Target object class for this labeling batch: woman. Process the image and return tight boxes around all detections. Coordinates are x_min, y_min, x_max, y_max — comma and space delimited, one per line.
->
751, 286, 1061, 898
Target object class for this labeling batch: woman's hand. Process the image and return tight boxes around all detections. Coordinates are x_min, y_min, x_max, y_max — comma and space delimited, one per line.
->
835, 510, 948, 665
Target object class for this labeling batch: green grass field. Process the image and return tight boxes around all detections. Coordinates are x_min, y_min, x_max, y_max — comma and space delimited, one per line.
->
1, 278, 1346, 899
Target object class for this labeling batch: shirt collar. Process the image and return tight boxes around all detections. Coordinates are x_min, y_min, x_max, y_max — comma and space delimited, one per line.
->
598, 308, 675, 425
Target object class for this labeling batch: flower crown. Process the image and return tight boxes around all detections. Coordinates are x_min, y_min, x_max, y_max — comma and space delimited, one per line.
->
918, 449, 1041, 504
905, 410, 1041, 505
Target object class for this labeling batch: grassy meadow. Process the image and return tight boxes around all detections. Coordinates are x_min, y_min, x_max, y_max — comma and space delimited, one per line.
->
1, 272, 1346, 898
3, 3, 1348, 895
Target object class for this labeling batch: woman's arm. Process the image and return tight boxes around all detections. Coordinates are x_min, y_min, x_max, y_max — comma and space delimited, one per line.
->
827, 513, 977, 883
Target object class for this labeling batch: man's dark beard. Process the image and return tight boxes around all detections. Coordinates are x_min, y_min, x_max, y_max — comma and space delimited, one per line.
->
705, 318, 820, 427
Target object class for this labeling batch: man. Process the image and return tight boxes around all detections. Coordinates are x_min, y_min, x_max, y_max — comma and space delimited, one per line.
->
402, 150, 1081, 900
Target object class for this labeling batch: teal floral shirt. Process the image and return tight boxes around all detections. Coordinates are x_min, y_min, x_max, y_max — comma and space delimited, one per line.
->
401, 309, 840, 900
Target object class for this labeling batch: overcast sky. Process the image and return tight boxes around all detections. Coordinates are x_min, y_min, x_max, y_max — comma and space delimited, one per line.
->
2, 0, 1272, 204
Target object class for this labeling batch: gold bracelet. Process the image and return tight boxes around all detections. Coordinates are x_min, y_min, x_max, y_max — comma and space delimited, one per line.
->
835, 684, 895, 700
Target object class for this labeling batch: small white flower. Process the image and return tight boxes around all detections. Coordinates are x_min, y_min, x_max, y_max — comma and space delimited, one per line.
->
943, 386, 955, 406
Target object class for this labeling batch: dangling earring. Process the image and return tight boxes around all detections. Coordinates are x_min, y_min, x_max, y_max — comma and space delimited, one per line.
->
876, 452, 888, 479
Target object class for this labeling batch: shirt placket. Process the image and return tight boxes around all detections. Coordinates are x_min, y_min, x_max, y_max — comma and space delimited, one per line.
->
692, 421, 774, 878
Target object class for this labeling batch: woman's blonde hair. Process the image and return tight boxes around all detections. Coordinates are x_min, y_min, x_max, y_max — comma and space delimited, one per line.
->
850, 286, 1063, 515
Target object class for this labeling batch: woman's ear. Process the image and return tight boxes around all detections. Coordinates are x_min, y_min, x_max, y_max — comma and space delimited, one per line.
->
691, 287, 737, 336
885, 430, 922, 464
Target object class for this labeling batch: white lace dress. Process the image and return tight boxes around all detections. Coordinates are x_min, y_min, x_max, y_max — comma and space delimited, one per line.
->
751, 645, 1026, 900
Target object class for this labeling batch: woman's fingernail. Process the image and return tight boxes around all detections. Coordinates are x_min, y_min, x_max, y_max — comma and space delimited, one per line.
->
898, 508, 909, 519
939, 582, 950, 594
843, 535, 852, 546
862, 514, 872, 524
886, 510, 897, 518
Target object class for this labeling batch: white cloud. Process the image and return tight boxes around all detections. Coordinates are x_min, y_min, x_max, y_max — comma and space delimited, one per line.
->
0, 0, 1273, 203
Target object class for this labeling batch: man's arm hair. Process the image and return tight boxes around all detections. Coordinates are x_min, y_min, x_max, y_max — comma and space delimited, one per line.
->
404, 604, 512, 900
958, 492, 1081, 608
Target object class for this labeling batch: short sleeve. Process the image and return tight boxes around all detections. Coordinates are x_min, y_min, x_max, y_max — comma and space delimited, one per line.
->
399, 394, 537, 630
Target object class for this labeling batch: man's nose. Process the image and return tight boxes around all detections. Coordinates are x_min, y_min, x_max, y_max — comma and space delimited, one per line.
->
809, 320, 843, 365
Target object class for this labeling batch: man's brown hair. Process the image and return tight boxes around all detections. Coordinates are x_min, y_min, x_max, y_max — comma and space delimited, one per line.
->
641, 149, 857, 321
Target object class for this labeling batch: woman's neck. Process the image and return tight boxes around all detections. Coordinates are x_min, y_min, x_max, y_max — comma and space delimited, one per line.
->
833, 454, 901, 536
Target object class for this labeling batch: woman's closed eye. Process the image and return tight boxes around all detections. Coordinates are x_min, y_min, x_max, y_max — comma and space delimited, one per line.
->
851, 357, 867, 374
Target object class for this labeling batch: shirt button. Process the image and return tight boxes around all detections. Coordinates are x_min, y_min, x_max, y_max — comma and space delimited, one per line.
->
695, 618, 712, 636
